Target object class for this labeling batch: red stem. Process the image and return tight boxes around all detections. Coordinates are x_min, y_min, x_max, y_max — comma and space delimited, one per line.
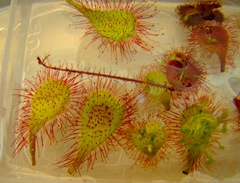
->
37, 55, 174, 91
219, 53, 226, 73
29, 132, 36, 166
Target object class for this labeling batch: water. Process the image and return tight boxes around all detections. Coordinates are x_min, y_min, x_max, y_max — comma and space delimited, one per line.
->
1, 0, 240, 182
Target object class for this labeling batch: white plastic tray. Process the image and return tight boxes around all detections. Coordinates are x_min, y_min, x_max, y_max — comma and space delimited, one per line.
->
1, 0, 240, 182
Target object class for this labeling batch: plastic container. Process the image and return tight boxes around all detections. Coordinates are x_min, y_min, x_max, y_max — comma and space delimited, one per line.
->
1, 0, 240, 182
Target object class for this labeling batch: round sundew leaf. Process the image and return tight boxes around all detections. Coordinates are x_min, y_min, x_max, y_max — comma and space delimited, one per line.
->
86, 9, 137, 42
66, 90, 127, 175
66, 0, 159, 62
176, 1, 224, 28
12, 62, 85, 167
143, 70, 172, 110
181, 112, 217, 144
166, 60, 203, 91
177, 96, 229, 174
179, 98, 209, 127
180, 111, 218, 173
30, 78, 71, 132
80, 90, 126, 149
129, 121, 166, 158
190, 24, 229, 72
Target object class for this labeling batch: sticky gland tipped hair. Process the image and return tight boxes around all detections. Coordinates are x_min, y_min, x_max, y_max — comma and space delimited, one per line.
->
12, 61, 84, 166
169, 92, 229, 174
56, 76, 139, 175
65, 0, 160, 62
137, 64, 173, 110
133, 46, 209, 111
188, 20, 240, 72
161, 47, 208, 93
119, 109, 176, 169
176, 0, 225, 28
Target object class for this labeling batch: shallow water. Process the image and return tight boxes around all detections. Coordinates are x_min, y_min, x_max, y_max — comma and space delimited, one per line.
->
1, 0, 240, 182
